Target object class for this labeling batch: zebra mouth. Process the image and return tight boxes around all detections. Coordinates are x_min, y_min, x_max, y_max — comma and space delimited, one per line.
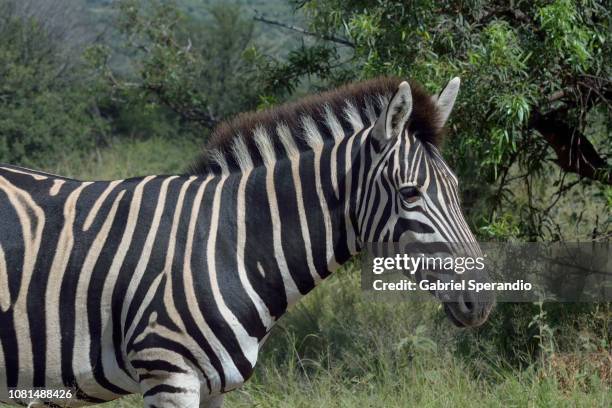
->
443, 298, 491, 328
443, 303, 467, 327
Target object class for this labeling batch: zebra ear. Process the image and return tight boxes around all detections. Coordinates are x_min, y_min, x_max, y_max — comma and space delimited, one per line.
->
372, 81, 413, 151
435, 77, 460, 127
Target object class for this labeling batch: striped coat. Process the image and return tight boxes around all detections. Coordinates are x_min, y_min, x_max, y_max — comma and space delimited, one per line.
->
0, 77, 493, 407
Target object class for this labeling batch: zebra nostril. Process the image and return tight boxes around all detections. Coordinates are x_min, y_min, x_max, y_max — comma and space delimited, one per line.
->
457, 292, 476, 315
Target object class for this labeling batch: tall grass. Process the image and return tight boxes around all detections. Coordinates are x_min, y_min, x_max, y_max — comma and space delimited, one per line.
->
94, 265, 609, 407
223, 267, 609, 407
3, 139, 609, 407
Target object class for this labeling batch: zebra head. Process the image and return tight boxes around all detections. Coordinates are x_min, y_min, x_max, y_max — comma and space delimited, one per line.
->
358, 78, 494, 327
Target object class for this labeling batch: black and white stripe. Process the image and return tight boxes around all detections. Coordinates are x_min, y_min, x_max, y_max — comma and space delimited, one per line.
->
0, 77, 492, 407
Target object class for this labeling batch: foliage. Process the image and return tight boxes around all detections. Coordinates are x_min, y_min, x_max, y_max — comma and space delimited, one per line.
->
0, 1, 107, 166
0, 1, 609, 406
236, 270, 610, 407
247, 2, 612, 399
46, 136, 200, 180
257, 0, 611, 241
87, 0, 265, 137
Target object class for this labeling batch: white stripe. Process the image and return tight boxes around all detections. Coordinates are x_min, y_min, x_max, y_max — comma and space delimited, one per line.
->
0, 244, 9, 312
83, 180, 122, 231
207, 175, 259, 369
231, 135, 254, 172
208, 149, 230, 175
344, 130, 364, 254
304, 119, 339, 270
363, 97, 378, 124
343, 101, 363, 132
45, 181, 92, 384
324, 106, 344, 198
73, 190, 126, 400
276, 124, 298, 157
0, 166, 47, 180
180, 176, 243, 391
263, 126, 302, 305
236, 170, 273, 327
278, 127, 323, 284
301, 116, 324, 149
49, 179, 65, 196
324, 105, 344, 142
253, 127, 276, 166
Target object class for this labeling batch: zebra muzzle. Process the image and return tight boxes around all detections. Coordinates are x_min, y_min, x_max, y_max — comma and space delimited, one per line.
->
443, 289, 495, 328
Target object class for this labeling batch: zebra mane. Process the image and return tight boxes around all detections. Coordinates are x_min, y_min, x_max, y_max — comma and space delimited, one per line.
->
189, 76, 443, 174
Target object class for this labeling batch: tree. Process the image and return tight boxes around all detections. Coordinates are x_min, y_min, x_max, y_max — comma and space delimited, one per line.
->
254, 0, 611, 241
88, 0, 264, 134
251, 1, 610, 363
0, 0, 106, 166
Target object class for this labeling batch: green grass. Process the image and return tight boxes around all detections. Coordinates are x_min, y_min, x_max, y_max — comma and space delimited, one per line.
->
4, 138, 610, 407
40, 136, 201, 180
221, 266, 610, 408
96, 263, 609, 407
91, 265, 609, 407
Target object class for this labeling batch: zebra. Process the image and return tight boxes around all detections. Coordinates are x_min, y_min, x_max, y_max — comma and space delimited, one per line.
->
0, 76, 494, 407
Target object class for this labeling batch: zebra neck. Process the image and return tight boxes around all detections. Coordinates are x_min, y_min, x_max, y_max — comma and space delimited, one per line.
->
211, 139, 360, 318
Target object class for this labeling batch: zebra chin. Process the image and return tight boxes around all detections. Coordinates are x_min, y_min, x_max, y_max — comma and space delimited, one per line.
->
442, 288, 495, 328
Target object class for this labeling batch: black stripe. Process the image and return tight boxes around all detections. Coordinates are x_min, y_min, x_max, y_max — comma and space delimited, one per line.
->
273, 160, 314, 293
0, 311, 18, 388
131, 359, 187, 374
188, 177, 254, 383
86, 181, 133, 396
217, 174, 267, 339
0, 188, 23, 311
244, 167, 288, 318
128, 333, 207, 380
327, 136, 351, 264
143, 383, 187, 398
111, 179, 164, 383
29, 181, 82, 387
298, 150, 330, 279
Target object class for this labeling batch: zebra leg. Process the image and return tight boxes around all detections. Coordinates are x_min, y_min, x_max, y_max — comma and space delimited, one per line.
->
200, 394, 224, 408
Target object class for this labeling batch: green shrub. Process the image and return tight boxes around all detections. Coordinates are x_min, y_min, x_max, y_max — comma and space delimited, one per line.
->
0, 2, 107, 167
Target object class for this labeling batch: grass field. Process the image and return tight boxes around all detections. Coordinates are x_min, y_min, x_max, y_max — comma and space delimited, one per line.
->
93, 264, 610, 407
3, 138, 610, 407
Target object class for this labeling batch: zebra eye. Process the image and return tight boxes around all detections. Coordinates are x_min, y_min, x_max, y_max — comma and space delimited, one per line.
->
399, 186, 420, 203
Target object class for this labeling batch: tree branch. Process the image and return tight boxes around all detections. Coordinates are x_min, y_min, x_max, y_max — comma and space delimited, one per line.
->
530, 111, 611, 185
547, 90, 567, 103
477, 6, 532, 26
143, 83, 218, 129
253, 15, 355, 48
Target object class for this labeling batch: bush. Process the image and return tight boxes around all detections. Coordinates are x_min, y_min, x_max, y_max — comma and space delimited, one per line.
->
0, 1, 107, 167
